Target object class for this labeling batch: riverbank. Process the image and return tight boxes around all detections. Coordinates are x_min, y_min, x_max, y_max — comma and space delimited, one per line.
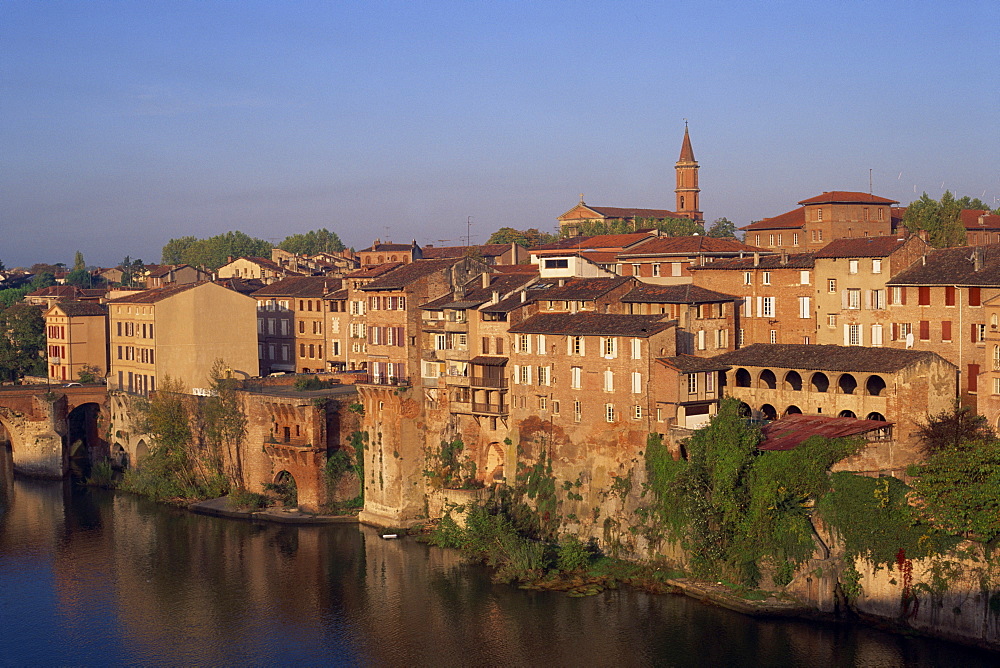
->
189, 496, 360, 524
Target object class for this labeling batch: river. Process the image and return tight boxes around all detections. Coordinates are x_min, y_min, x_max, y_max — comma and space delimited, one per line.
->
1, 449, 996, 667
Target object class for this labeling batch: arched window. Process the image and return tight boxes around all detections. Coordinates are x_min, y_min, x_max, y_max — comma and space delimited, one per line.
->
760, 404, 778, 420
735, 368, 751, 387
759, 369, 777, 390
865, 375, 886, 397
784, 370, 802, 391
680, 196, 685, 209
785, 405, 802, 416
838, 374, 858, 395
866, 412, 886, 421
811, 372, 829, 393
838, 410, 857, 418
994, 345, 1000, 370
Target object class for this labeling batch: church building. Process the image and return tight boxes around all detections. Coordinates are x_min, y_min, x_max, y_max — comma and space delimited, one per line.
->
558, 126, 704, 237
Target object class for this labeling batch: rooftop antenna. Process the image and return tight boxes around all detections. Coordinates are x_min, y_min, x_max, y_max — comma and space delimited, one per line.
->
869, 168, 873, 195
466, 216, 473, 247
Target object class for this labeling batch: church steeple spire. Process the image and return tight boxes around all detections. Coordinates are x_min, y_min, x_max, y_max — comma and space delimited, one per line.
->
675, 122, 702, 222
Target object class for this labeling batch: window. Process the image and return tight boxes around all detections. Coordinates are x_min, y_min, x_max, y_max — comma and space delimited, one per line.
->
544, 258, 569, 269
800, 271, 810, 285
798, 297, 811, 319
942, 321, 952, 341
846, 289, 861, 310
793, 233, 799, 246
632, 371, 642, 394
537, 334, 546, 354
945, 286, 956, 306
602, 337, 617, 358
605, 404, 615, 423
687, 373, 698, 394
872, 259, 882, 274
631, 338, 641, 359
744, 272, 752, 286
519, 365, 531, 385
698, 330, 706, 350
817, 209, 823, 222
552, 400, 560, 415
849, 259, 859, 274
538, 395, 548, 411
574, 400, 582, 423
970, 287, 982, 307
974, 324, 987, 343
777, 234, 783, 246
518, 334, 531, 354
969, 364, 980, 393
652, 264, 661, 277
762, 271, 771, 285
769, 234, 775, 247
891, 286, 906, 305
918, 287, 931, 306
768, 329, 776, 343
919, 320, 930, 340
537, 366, 550, 386
761, 297, 775, 318
994, 377, 1000, 395
828, 279, 837, 293
871, 324, 883, 347
847, 324, 862, 346
738, 329, 745, 346
603, 369, 614, 392
633, 405, 643, 420
571, 366, 582, 389
570, 336, 584, 355
631, 264, 641, 276
872, 289, 886, 310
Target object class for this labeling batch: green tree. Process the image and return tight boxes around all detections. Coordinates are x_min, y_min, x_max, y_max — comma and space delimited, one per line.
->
706, 217, 738, 239
0, 303, 46, 381
72, 251, 85, 271
160, 231, 271, 269
64, 268, 92, 287
902, 191, 967, 248
278, 228, 345, 255
202, 359, 248, 487
161, 236, 198, 264
917, 400, 994, 455
486, 227, 556, 247
120, 257, 146, 287
909, 438, 1000, 542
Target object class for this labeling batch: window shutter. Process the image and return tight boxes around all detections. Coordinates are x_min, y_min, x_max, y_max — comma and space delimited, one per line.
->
513, 364, 520, 384
841, 290, 848, 309
891, 322, 898, 340
567, 337, 573, 355
756, 296, 763, 316
865, 290, 872, 309
942, 321, 951, 340
969, 364, 980, 392
843, 324, 850, 346
901, 287, 907, 305
972, 323, 978, 343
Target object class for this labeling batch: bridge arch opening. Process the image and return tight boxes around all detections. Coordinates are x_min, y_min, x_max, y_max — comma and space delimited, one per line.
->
135, 439, 150, 464
271, 470, 298, 507
67, 402, 103, 480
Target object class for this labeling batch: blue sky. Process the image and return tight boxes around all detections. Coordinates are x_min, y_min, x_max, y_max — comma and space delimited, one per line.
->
2, 0, 998, 268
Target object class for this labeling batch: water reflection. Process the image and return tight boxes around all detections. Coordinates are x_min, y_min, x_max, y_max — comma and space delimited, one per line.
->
0, 470, 996, 667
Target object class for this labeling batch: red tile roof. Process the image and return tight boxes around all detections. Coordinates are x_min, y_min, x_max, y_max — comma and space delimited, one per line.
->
509, 312, 672, 337
344, 262, 403, 279
797, 191, 898, 206
492, 264, 539, 275
531, 233, 655, 253
250, 276, 340, 298
421, 244, 513, 259
618, 236, 763, 256
106, 282, 202, 304
713, 343, 949, 373
741, 208, 806, 231
621, 284, 738, 304
689, 253, 815, 271
813, 236, 909, 258
584, 207, 687, 220
361, 258, 463, 291
961, 209, 1000, 231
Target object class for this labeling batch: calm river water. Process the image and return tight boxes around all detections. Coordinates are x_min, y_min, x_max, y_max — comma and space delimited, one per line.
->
1, 449, 996, 667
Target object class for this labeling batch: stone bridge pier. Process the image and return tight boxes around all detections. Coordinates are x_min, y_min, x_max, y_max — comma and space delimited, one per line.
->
0, 386, 109, 479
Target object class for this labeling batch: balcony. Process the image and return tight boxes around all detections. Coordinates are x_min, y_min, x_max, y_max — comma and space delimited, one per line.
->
470, 376, 507, 389
472, 402, 507, 415
356, 374, 411, 387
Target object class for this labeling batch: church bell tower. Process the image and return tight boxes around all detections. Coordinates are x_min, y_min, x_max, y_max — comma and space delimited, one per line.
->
675, 123, 703, 222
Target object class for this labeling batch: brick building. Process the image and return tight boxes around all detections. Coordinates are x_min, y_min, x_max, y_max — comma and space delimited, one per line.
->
251, 276, 339, 375
884, 245, 1000, 407
714, 343, 956, 471
742, 191, 899, 253
44, 301, 109, 382
616, 236, 765, 284
620, 283, 739, 356
690, 252, 817, 347
812, 236, 930, 347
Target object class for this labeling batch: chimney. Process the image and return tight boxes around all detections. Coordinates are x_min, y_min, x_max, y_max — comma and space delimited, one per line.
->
974, 246, 986, 272
753, 252, 760, 267
482, 273, 489, 288
227, 256, 233, 263
780, 250, 788, 266
456, 282, 466, 299
558, 278, 565, 287
520, 290, 527, 303
491, 290, 500, 305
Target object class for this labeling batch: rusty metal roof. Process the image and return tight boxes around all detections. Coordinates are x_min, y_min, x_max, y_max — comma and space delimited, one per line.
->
759, 414, 893, 451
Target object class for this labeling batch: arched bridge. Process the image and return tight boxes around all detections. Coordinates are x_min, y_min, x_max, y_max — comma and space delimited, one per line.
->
0, 384, 109, 478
